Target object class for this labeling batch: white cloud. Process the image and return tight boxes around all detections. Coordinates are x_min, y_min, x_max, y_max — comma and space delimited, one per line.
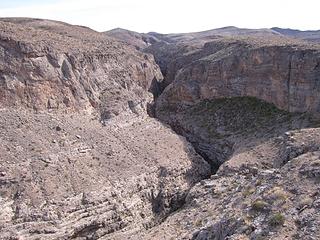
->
0, 0, 319, 33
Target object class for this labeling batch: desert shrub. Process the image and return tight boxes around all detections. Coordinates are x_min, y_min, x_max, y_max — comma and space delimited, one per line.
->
251, 200, 269, 211
269, 187, 288, 201
243, 186, 255, 197
269, 213, 285, 226
298, 196, 313, 209
194, 218, 202, 227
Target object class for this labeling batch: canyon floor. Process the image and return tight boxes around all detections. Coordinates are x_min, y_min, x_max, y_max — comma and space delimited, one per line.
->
1, 18, 320, 240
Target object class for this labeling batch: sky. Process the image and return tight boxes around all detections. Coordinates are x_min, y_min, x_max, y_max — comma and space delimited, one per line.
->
0, 0, 319, 33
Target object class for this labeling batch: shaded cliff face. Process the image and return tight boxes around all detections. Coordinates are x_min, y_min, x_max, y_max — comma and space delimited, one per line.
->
0, 18, 163, 119
156, 97, 315, 170
151, 38, 320, 116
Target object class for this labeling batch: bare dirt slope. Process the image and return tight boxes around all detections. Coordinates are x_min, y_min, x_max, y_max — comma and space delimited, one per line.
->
0, 109, 209, 239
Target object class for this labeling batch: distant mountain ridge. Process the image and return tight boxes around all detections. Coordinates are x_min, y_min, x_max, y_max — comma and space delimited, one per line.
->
272, 27, 320, 43
105, 26, 320, 48
104, 28, 159, 49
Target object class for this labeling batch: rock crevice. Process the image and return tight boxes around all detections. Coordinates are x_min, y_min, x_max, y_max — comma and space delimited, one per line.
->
287, 54, 293, 111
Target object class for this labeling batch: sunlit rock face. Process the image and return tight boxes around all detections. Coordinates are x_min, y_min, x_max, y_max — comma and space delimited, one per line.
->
0, 18, 163, 119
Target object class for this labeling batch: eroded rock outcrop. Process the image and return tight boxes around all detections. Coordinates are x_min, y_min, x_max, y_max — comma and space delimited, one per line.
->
0, 109, 210, 239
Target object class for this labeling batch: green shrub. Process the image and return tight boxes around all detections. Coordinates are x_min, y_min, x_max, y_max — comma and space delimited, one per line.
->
269, 213, 285, 226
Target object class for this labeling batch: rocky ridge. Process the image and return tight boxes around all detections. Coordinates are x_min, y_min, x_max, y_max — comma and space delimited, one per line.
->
272, 27, 320, 43
105, 28, 159, 50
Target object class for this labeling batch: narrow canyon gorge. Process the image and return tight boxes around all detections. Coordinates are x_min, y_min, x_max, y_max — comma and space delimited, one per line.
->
1, 18, 320, 240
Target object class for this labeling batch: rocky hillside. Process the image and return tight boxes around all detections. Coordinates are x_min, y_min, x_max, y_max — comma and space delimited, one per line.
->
0, 18, 162, 119
0, 109, 210, 239
0, 18, 211, 239
125, 127, 320, 240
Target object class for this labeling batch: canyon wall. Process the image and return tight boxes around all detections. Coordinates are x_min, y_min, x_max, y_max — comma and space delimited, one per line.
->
151, 38, 320, 116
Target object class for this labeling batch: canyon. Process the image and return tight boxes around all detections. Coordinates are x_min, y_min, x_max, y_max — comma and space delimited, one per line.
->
0, 18, 320, 240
